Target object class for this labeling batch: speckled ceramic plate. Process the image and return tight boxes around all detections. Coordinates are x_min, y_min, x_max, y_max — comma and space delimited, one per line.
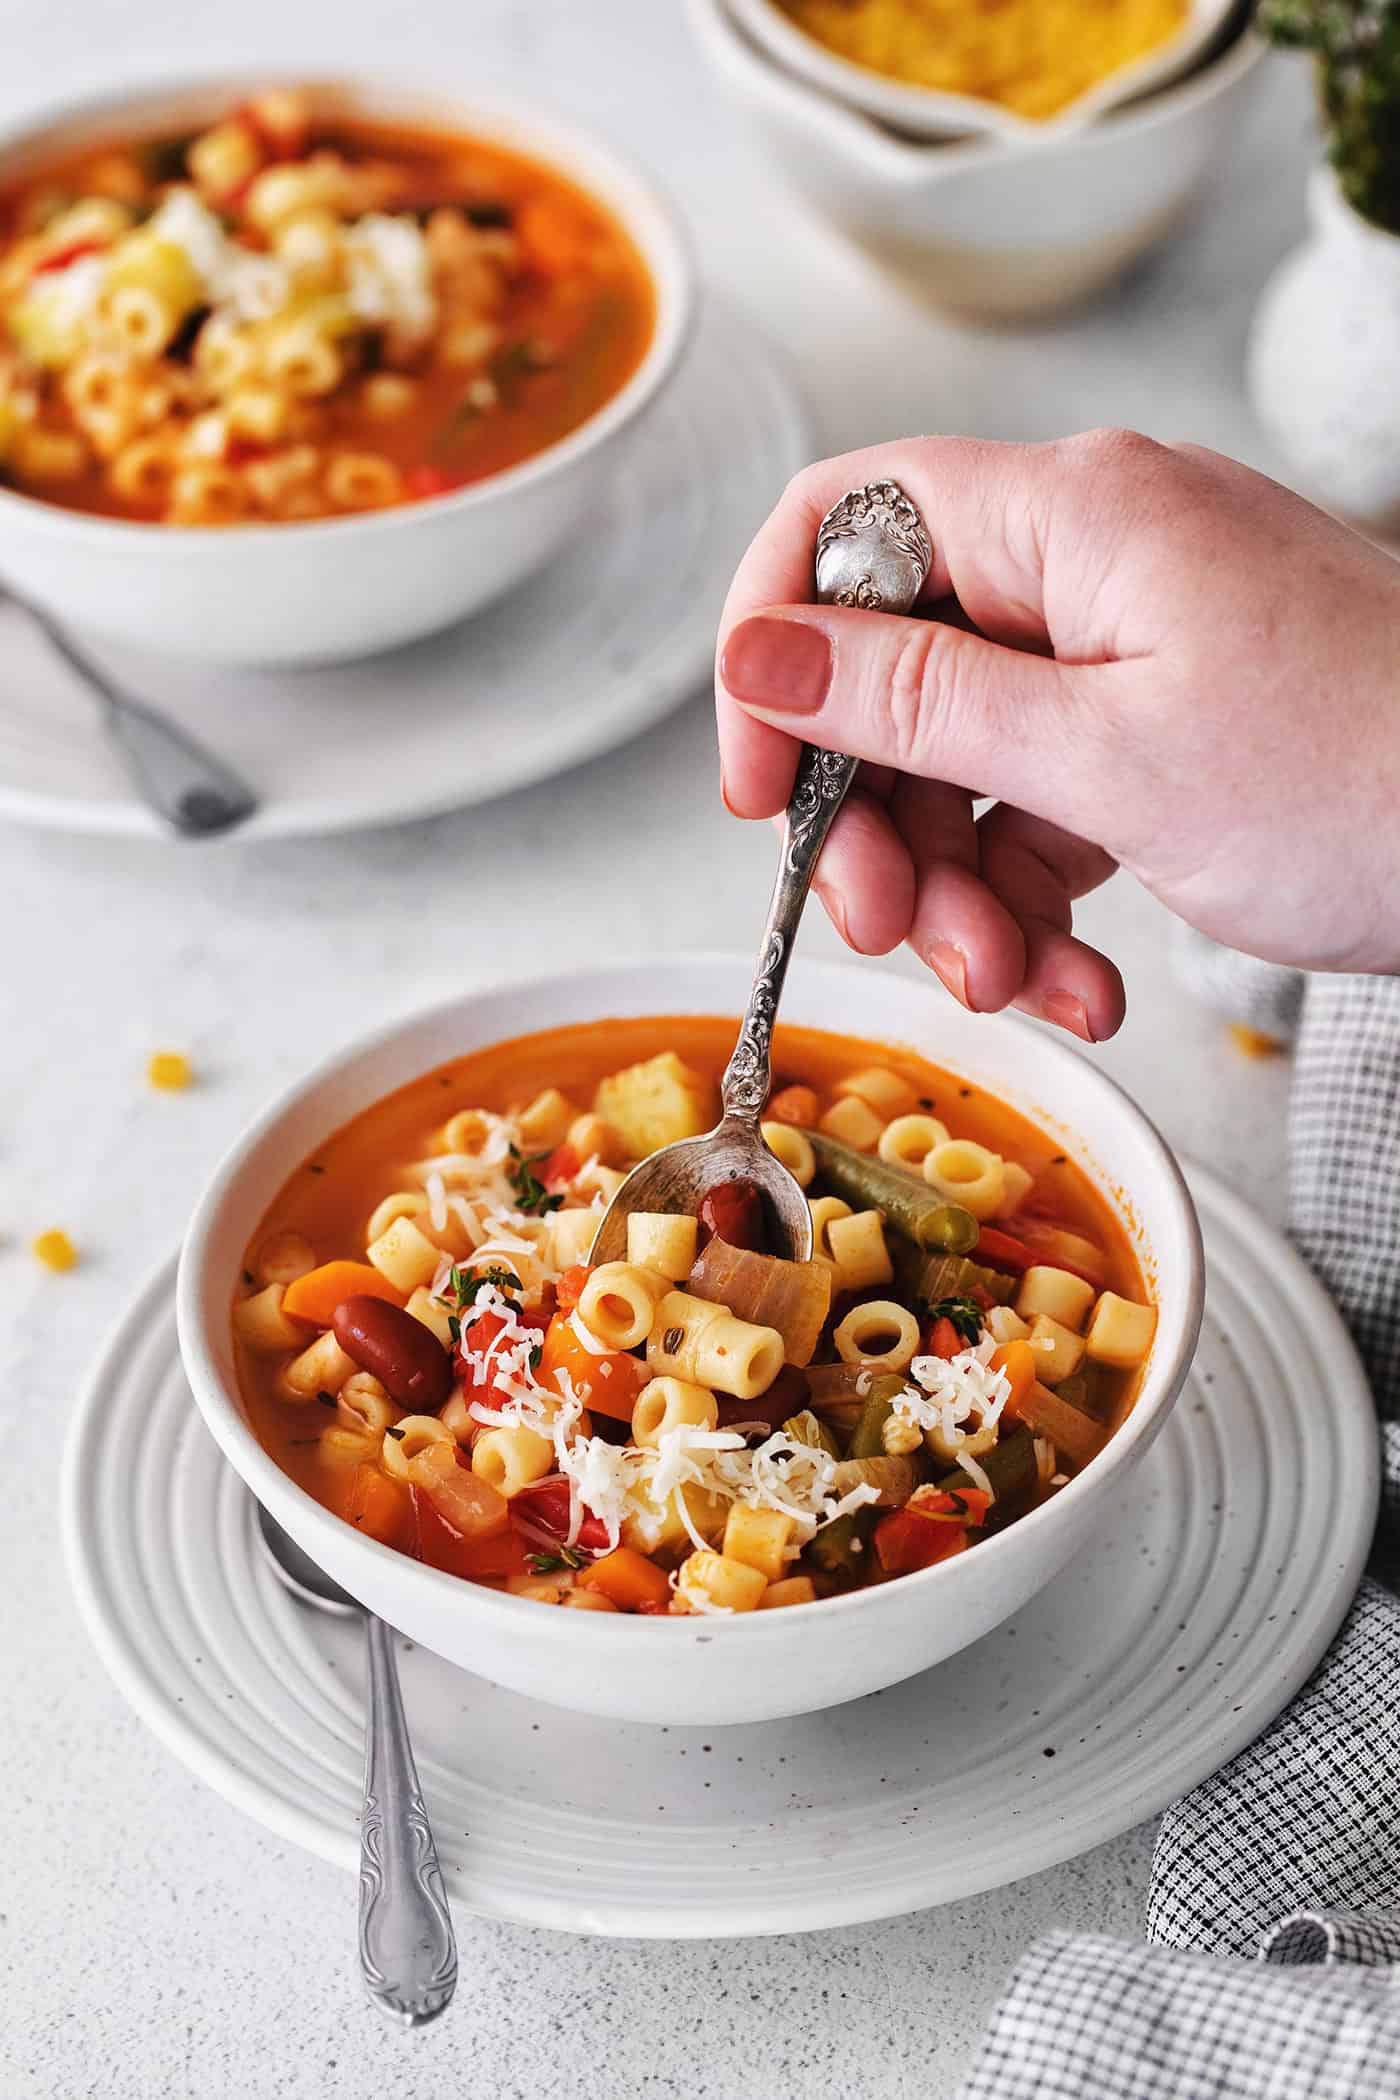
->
63, 1167, 1376, 1938
0, 300, 807, 842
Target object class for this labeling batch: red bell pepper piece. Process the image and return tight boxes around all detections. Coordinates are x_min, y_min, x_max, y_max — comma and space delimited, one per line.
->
874, 1508, 970, 1575
975, 1226, 1035, 1274
510, 1478, 611, 1552
540, 1141, 581, 1190
925, 1315, 963, 1360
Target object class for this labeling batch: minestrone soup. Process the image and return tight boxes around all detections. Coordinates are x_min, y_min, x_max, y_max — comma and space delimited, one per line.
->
234, 1017, 1154, 1615
0, 89, 654, 523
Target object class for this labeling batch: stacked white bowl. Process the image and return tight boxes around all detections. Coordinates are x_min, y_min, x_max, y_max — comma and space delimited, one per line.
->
688, 0, 1267, 320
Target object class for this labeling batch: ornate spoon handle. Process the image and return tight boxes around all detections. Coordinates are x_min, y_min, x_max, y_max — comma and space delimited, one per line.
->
720, 481, 933, 1128
358, 1614, 457, 2027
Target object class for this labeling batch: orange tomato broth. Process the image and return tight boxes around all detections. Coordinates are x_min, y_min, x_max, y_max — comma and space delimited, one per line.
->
237, 1014, 1148, 1526
0, 115, 654, 519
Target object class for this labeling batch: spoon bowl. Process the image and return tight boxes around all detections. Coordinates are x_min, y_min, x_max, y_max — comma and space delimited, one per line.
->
590, 480, 933, 1270
590, 1112, 815, 1264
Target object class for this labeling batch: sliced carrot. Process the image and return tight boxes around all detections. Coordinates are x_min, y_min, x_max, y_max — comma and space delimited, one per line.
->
928, 1315, 962, 1360
538, 1313, 649, 1421
767, 1084, 819, 1128
282, 1260, 406, 1326
577, 1546, 671, 1612
990, 1339, 1037, 1416
337, 1464, 412, 1549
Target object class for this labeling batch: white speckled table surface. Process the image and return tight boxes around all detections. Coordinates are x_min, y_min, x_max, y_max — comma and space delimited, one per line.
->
3, 4, 1302, 2094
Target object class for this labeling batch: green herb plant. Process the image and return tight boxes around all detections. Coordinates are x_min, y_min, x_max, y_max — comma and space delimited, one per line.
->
1259, 0, 1400, 229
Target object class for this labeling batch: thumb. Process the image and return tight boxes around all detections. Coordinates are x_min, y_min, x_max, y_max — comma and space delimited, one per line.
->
718, 604, 1115, 832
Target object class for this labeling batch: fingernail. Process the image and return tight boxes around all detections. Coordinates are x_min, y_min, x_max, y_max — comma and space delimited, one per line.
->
1042, 990, 1093, 1042
928, 939, 977, 1012
720, 616, 833, 714
719, 769, 737, 815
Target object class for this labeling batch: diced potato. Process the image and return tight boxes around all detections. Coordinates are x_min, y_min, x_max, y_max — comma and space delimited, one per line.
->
760, 1575, 817, 1610
722, 1504, 796, 1583
280, 1328, 358, 1401
594, 1051, 718, 1158
404, 1285, 455, 1352
1017, 1265, 1095, 1331
366, 1214, 441, 1294
1026, 1312, 1085, 1387
817, 1095, 884, 1152
1085, 1292, 1158, 1369
621, 1481, 728, 1559
233, 1282, 305, 1353
985, 1303, 1030, 1345
675, 1550, 767, 1614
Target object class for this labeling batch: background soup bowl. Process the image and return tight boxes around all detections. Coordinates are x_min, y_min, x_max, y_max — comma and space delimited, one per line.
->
0, 77, 693, 665
688, 0, 1266, 322
177, 955, 1204, 1728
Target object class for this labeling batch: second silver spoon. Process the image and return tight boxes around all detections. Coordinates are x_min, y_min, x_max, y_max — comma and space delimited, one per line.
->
255, 1502, 457, 2026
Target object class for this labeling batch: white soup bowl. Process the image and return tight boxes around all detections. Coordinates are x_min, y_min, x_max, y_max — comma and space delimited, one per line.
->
177, 956, 1203, 1727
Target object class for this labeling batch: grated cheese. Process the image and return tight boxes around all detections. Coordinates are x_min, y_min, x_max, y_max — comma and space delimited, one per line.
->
891, 1335, 1011, 1460
345, 214, 435, 344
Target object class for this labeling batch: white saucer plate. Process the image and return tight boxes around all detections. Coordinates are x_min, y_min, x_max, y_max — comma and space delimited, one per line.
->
63, 1166, 1377, 1939
0, 300, 807, 842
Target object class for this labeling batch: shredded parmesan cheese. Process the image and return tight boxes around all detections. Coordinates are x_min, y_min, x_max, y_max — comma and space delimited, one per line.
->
891, 1336, 1011, 1460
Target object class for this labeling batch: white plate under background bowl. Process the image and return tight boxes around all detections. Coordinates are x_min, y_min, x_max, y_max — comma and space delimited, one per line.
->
0, 300, 806, 841
65, 1170, 1377, 1937
729, 0, 1237, 142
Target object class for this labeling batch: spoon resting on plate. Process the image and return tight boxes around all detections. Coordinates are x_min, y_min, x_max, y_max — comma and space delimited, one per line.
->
254, 1502, 458, 2027
2, 582, 258, 837
591, 480, 933, 1267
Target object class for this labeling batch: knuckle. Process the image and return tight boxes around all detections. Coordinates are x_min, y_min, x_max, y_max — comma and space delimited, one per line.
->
1060, 425, 1164, 483
881, 622, 962, 763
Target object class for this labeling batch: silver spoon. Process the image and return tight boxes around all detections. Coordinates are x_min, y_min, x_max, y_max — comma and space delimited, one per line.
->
255, 1502, 458, 2027
3, 583, 258, 836
591, 479, 934, 1266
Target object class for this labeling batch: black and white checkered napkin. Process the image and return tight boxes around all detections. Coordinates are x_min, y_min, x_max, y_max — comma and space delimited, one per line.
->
961, 969, 1400, 2099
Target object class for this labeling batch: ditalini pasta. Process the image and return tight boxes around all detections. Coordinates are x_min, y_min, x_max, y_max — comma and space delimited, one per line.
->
233, 1015, 1156, 1612
0, 89, 653, 524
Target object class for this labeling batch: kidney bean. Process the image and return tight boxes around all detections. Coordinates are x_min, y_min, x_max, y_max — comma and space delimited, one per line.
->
697, 1176, 767, 1253
333, 1295, 452, 1410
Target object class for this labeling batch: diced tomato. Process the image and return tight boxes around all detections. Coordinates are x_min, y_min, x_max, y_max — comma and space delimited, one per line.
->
453, 1307, 513, 1392
697, 1177, 766, 1253
874, 1508, 970, 1575
537, 1310, 649, 1421
925, 1315, 963, 1360
413, 1486, 531, 1581
31, 238, 106, 277
907, 1483, 993, 1527
1008, 1214, 1108, 1287
715, 1362, 809, 1432
540, 1141, 581, 1190
405, 464, 465, 501
975, 1226, 1035, 1275
555, 1264, 591, 1313
510, 1478, 611, 1552
226, 438, 271, 466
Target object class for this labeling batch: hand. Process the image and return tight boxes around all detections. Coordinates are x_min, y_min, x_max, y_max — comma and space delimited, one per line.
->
715, 431, 1400, 1040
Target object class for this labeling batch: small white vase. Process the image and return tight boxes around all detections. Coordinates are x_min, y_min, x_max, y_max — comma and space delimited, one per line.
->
1249, 166, 1400, 530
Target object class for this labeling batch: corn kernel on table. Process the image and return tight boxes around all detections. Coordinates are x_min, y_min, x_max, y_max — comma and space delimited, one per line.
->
1, 4, 1302, 2095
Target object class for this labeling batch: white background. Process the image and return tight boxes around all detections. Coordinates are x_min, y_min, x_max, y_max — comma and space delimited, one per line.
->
3, 4, 1301, 2094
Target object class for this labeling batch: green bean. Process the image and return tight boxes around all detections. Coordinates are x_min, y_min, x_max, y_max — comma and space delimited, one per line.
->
895, 1246, 1017, 1309
806, 1133, 978, 1253
937, 1425, 1037, 1529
